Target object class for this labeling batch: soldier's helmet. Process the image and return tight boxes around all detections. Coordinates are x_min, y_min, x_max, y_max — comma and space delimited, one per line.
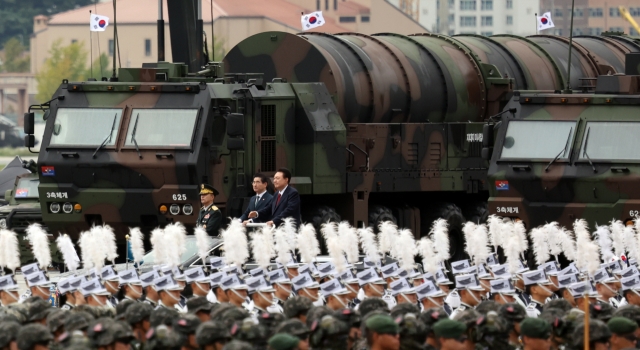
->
87, 318, 118, 347
419, 308, 449, 335
220, 307, 250, 330
5, 303, 28, 323
396, 313, 428, 350
390, 302, 420, 318
0, 321, 20, 348
230, 318, 270, 348
358, 298, 389, 318
590, 302, 615, 323
472, 311, 512, 350
195, 321, 231, 347
27, 298, 53, 322
17, 323, 53, 350
145, 325, 183, 350
258, 312, 286, 334
333, 308, 362, 329
283, 296, 313, 319
46, 309, 69, 333
65, 311, 95, 333
274, 318, 311, 339
150, 307, 180, 328
498, 303, 527, 324
475, 300, 501, 315
222, 340, 254, 350
305, 306, 334, 329
613, 305, 640, 326
543, 298, 572, 313
172, 314, 202, 336
113, 321, 135, 344
309, 315, 350, 350
570, 319, 612, 349
125, 302, 153, 325
115, 299, 136, 319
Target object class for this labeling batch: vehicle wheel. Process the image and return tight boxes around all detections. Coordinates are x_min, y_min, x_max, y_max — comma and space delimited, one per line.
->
463, 201, 488, 225
368, 205, 397, 232
421, 203, 466, 262
304, 206, 341, 255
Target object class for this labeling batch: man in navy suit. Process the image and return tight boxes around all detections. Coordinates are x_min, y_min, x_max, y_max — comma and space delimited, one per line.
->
249, 168, 301, 229
240, 173, 273, 224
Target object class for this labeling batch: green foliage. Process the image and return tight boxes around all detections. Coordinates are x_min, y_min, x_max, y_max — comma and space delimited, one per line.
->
36, 39, 87, 103
84, 52, 110, 80
1, 37, 30, 72
0, 0, 94, 49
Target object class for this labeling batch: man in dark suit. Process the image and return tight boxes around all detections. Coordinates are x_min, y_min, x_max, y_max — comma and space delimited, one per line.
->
240, 173, 273, 224
197, 184, 222, 236
249, 168, 301, 229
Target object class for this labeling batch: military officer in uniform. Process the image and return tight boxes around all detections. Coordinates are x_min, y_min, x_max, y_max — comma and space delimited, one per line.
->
197, 184, 222, 236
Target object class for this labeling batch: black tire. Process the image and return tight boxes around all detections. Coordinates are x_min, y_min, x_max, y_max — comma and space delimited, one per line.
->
303, 205, 341, 254
368, 205, 397, 232
421, 203, 466, 262
463, 201, 488, 225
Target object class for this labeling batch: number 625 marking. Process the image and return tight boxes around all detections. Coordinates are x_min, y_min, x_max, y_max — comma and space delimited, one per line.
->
172, 194, 187, 201
630, 210, 639, 218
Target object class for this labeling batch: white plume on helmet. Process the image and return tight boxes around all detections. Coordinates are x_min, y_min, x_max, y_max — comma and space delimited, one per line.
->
513, 220, 529, 261
99, 225, 118, 264
417, 236, 437, 275
150, 227, 167, 266
574, 219, 599, 275
78, 228, 105, 272
251, 225, 274, 269
487, 215, 504, 252
558, 226, 576, 262
164, 222, 187, 268
26, 223, 51, 270
377, 221, 398, 256
221, 220, 249, 267
543, 222, 563, 261
430, 218, 450, 264
297, 223, 320, 264
56, 234, 79, 272
0, 229, 20, 272
464, 222, 491, 269
338, 221, 359, 264
395, 228, 416, 272
129, 227, 146, 264
193, 226, 210, 266
610, 219, 626, 259
623, 223, 639, 262
358, 225, 381, 266
530, 226, 550, 266
594, 225, 614, 263
322, 221, 345, 273
274, 224, 294, 266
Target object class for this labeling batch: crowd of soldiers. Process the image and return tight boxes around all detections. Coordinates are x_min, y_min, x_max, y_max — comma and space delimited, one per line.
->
2, 216, 640, 350
0, 250, 639, 350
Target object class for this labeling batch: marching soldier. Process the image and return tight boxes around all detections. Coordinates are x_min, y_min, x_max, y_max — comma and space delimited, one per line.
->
246, 276, 276, 318
0, 275, 21, 307
197, 184, 222, 236
449, 274, 484, 320
268, 268, 292, 313
522, 269, 554, 318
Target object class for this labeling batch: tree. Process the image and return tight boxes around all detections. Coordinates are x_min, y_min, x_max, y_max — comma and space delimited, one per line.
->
36, 39, 87, 103
84, 53, 109, 80
1, 37, 30, 72
0, 0, 94, 49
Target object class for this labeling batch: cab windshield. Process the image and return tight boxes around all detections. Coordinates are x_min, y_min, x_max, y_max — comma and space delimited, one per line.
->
50, 108, 123, 147
500, 120, 576, 160
125, 109, 198, 148
579, 121, 640, 161
15, 177, 39, 199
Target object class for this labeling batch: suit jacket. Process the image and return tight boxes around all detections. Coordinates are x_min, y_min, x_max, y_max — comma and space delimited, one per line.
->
239, 192, 274, 222
257, 186, 301, 228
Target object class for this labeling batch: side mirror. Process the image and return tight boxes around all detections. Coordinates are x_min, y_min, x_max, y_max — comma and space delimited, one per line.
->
482, 124, 494, 148
4, 189, 11, 202
481, 147, 493, 161
226, 113, 244, 137
24, 113, 34, 134
227, 138, 245, 151
24, 135, 35, 148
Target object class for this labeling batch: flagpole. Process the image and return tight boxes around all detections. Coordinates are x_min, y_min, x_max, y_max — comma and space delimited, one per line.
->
90, 10, 93, 80
566, 0, 576, 92
535, 13, 538, 35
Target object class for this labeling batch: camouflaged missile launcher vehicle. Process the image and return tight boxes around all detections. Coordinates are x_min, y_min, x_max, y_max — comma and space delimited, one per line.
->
31, 29, 640, 258
0, 171, 62, 266
487, 51, 640, 230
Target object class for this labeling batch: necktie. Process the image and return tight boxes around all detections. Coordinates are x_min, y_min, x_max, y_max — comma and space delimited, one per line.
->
276, 193, 281, 205
255, 195, 260, 206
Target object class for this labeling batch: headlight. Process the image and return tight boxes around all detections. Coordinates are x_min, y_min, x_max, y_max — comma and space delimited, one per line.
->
169, 204, 180, 215
183, 204, 193, 215
0, 218, 7, 229
50, 202, 60, 214
62, 202, 73, 214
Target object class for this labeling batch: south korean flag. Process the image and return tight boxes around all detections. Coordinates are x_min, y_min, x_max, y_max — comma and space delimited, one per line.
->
537, 12, 555, 31
301, 11, 325, 31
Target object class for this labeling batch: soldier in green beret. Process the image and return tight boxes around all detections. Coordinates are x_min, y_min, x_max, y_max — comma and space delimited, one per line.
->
520, 318, 552, 350
268, 333, 301, 350
433, 319, 467, 350
197, 184, 222, 236
608, 316, 638, 350
364, 314, 400, 350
